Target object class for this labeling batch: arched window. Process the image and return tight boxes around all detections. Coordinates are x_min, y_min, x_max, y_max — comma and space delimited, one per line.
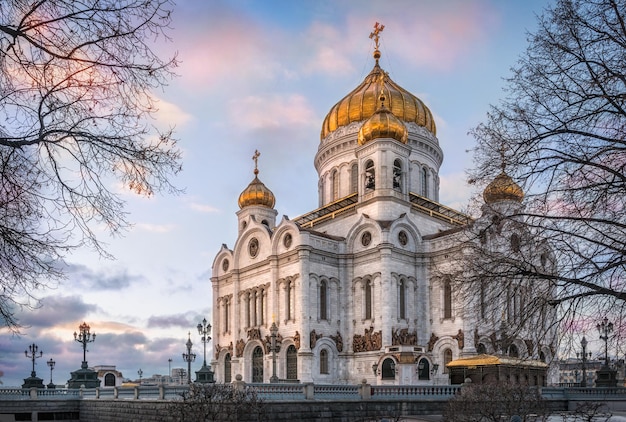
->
320, 349, 329, 374
398, 279, 406, 320
104, 373, 116, 386
350, 163, 358, 193
393, 159, 402, 191
365, 279, 372, 320
421, 167, 428, 197
443, 279, 452, 319
285, 280, 294, 321
365, 160, 375, 190
443, 349, 453, 374
253, 290, 258, 326
320, 280, 328, 320
477, 343, 487, 354
417, 358, 430, 380
381, 358, 396, 380
224, 353, 232, 383
252, 347, 264, 382
331, 169, 339, 201
508, 344, 519, 358
286, 345, 298, 380
259, 288, 264, 326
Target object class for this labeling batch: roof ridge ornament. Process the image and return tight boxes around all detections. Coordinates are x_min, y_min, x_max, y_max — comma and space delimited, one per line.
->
369, 22, 384, 63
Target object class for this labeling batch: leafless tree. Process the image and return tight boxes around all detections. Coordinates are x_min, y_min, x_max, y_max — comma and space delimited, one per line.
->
465, 0, 626, 351
443, 382, 548, 422
0, 0, 181, 330
167, 383, 267, 422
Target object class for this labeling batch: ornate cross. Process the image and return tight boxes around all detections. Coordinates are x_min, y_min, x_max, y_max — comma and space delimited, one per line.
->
369, 22, 385, 50
252, 149, 260, 174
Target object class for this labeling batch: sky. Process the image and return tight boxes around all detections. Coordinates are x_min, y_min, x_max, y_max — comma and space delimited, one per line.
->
0, 0, 578, 387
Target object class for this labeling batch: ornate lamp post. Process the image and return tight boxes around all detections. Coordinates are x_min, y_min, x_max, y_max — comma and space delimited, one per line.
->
25, 343, 43, 378
47, 358, 56, 389
68, 322, 100, 388
269, 322, 280, 383
597, 317, 613, 367
137, 369, 143, 385
22, 343, 45, 388
168, 358, 172, 384
74, 322, 96, 369
577, 336, 591, 387
195, 318, 214, 383
595, 317, 617, 387
182, 332, 196, 384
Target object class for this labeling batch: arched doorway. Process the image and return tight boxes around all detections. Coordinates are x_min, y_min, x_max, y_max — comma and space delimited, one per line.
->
286, 345, 297, 380
104, 373, 115, 386
418, 358, 430, 380
252, 346, 264, 382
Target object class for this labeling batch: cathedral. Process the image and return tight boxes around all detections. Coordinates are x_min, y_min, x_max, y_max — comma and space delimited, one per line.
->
210, 25, 557, 386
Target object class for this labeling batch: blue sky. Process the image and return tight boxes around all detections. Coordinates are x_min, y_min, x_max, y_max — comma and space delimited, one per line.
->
0, 0, 569, 387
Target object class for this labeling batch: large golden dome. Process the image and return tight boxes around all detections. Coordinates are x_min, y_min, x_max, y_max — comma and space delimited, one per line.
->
321, 62, 436, 141
483, 171, 524, 204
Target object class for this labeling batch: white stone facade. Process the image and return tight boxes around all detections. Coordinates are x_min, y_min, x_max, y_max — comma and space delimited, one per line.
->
210, 56, 557, 386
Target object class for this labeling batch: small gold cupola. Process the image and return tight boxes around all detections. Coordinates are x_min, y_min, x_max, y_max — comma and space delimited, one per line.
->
238, 150, 276, 209
358, 87, 408, 145
483, 169, 524, 204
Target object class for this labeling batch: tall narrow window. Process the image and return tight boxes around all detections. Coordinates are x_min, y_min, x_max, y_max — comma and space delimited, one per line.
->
320, 349, 329, 374
443, 279, 452, 319
224, 353, 232, 383
381, 358, 395, 380
253, 290, 258, 326
365, 279, 372, 320
259, 288, 264, 326
421, 167, 428, 197
365, 160, 375, 190
350, 163, 358, 193
393, 159, 402, 191
286, 345, 298, 380
480, 281, 486, 320
224, 298, 230, 333
245, 292, 251, 327
320, 280, 328, 320
252, 347, 264, 382
331, 169, 339, 201
399, 279, 406, 320
443, 348, 453, 374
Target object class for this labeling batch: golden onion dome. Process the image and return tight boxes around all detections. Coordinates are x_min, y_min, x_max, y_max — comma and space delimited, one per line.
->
357, 93, 408, 145
320, 62, 436, 141
483, 171, 524, 204
238, 151, 276, 209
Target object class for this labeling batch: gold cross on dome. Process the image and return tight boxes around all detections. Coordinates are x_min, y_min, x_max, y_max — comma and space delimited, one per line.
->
369, 22, 385, 50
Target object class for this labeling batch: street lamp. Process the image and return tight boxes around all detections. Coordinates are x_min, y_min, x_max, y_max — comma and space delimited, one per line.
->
74, 322, 96, 369
269, 322, 280, 383
46, 358, 56, 389
138, 369, 143, 384
25, 343, 43, 378
182, 332, 196, 384
577, 336, 592, 387
597, 317, 614, 367
168, 358, 172, 384
197, 318, 212, 368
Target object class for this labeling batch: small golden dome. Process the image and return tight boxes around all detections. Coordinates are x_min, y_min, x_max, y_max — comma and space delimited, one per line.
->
483, 171, 524, 204
357, 99, 408, 145
238, 150, 275, 209
321, 63, 436, 141
238, 172, 276, 209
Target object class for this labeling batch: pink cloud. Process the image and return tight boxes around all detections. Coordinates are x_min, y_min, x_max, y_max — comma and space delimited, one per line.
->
228, 94, 317, 131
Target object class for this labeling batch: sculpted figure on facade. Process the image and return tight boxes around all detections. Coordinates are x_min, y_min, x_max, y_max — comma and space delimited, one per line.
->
427, 333, 439, 352
330, 331, 343, 352
392, 328, 417, 346
310, 329, 322, 348
247, 328, 261, 341
453, 329, 464, 349
235, 339, 245, 358
294, 331, 301, 350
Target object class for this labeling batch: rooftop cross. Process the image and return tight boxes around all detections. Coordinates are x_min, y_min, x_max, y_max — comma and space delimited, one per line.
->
252, 149, 260, 175
369, 22, 384, 50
